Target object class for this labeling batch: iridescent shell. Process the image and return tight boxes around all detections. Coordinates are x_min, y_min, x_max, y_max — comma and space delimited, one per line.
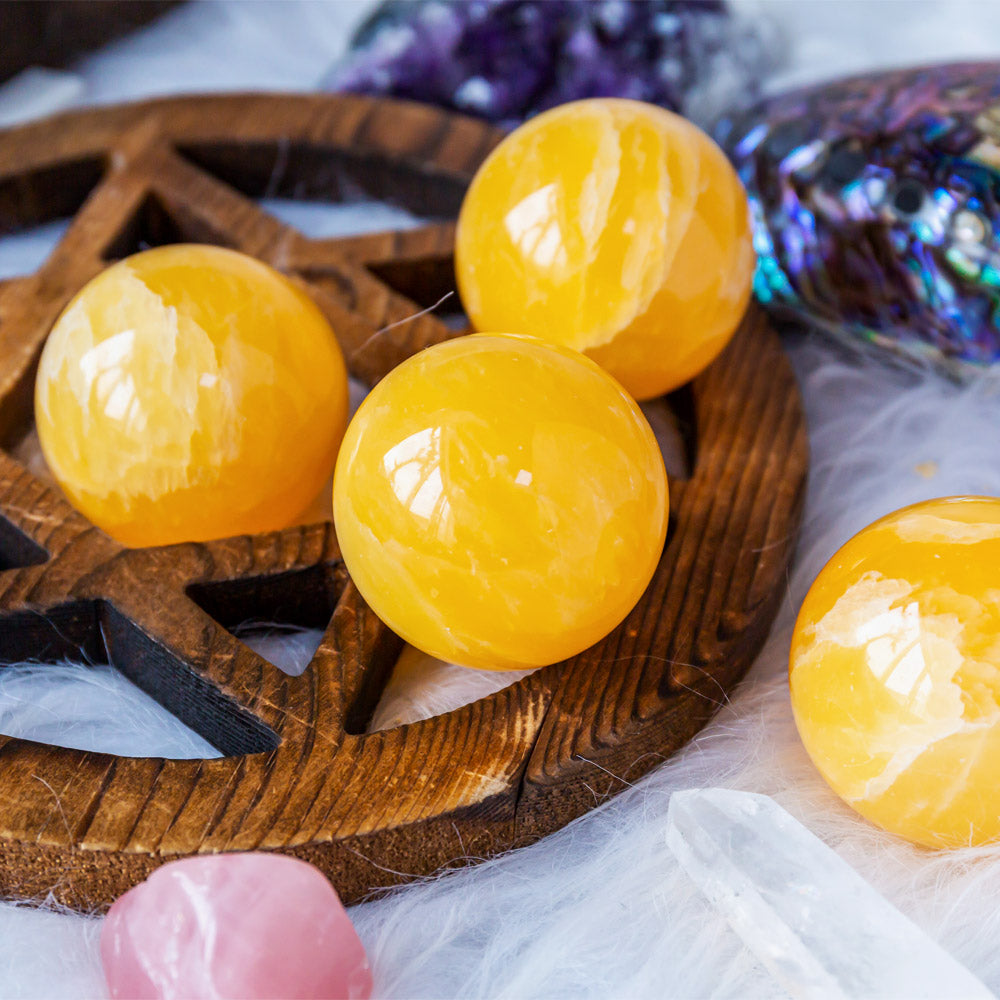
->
717, 62, 1000, 374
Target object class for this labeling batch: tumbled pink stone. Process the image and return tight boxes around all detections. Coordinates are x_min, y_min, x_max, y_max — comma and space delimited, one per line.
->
100, 854, 372, 1000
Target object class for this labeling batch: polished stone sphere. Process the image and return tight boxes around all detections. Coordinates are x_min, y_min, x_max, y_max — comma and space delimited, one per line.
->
35, 245, 349, 547
455, 98, 754, 400
332, 334, 669, 670
790, 496, 1000, 848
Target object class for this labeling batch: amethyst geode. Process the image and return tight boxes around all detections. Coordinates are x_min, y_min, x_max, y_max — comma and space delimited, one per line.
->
323, 0, 776, 129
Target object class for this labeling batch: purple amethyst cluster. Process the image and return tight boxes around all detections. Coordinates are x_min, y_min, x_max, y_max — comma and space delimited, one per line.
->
323, 0, 775, 130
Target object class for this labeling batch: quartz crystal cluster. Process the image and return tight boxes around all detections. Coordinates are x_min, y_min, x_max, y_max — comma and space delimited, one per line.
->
324, 0, 777, 130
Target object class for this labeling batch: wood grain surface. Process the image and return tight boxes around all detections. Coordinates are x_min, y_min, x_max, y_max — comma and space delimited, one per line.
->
0, 94, 808, 910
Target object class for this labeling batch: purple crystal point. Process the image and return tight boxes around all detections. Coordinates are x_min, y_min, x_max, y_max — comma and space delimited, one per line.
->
323, 0, 778, 130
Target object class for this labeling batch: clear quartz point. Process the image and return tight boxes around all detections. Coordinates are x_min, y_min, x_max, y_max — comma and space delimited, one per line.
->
666, 788, 994, 1000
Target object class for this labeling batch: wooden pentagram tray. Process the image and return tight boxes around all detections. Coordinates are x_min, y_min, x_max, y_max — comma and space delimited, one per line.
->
0, 94, 808, 910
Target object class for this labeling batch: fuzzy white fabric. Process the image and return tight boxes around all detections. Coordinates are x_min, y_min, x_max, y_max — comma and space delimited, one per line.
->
3, 2, 1000, 997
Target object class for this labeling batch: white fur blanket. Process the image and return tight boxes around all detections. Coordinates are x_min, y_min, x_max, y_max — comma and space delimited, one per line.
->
3, 2, 1000, 997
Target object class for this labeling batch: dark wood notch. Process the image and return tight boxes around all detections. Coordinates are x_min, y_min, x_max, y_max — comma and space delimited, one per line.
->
0, 515, 48, 572
0, 155, 105, 235
176, 140, 467, 218
186, 563, 347, 634
666, 383, 698, 477
99, 603, 280, 757
0, 594, 279, 758
0, 599, 102, 665
101, 189, 235, 261
639, 389, 696, 482
340, 622, 405, 736
0, 345, 43, 454
364, 255, 468, 329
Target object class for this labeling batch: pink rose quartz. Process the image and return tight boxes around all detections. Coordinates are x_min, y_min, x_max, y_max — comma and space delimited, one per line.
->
100, 854, 372, 1000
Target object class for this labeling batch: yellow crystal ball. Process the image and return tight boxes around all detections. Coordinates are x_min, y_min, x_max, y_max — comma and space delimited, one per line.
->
35, 245, 349, 547
790, 496, 1000, 849
333, 334, 668, 671
455, 98, 754, 401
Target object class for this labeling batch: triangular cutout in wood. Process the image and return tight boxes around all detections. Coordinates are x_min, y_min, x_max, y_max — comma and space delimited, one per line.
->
0, 515, 48, 573
102, 189, 235, 260
186, 563, 344, 677
365, 254, 469, 330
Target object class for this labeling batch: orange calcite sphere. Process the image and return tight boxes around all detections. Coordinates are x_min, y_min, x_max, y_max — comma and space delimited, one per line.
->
333, 334, 668, 671
35, 245, 349, 547
790, 497, 1000, 848
455, 98, 754, 400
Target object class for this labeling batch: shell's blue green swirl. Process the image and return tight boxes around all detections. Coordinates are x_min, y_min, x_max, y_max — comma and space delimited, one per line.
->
716, 62, 1000, 373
